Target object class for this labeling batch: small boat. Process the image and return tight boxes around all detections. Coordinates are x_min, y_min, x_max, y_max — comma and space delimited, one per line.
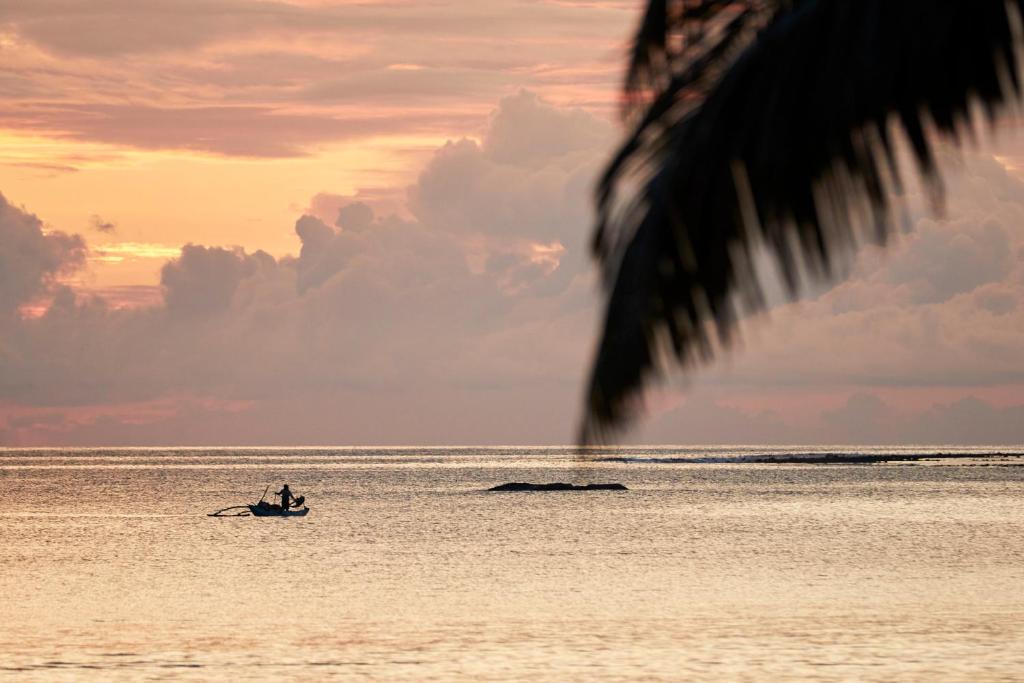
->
207, 487, 310, 518
248, 498, 309, 517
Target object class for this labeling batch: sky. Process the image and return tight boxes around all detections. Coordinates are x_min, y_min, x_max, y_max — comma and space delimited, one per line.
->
2, 0, 1024, 446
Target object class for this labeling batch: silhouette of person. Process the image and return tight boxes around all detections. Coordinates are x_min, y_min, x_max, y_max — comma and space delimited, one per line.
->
276, 484, 294, 511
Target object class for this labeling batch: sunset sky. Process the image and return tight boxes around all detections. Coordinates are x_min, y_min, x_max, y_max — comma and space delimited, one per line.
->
3, 0, 1024, 446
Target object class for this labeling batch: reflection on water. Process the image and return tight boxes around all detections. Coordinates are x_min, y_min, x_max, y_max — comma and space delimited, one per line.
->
2, 447, 1023, 681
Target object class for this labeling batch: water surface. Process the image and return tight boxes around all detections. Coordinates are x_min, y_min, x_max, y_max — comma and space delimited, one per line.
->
2, 446, 1023, 681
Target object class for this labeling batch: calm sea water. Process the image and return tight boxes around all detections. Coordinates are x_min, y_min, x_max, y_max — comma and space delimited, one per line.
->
2, 446, 1024, 681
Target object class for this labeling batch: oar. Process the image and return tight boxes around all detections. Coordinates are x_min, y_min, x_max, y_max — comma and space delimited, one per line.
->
257, 484, 270, 504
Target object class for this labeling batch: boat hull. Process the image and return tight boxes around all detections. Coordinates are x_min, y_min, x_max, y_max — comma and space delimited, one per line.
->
248, 505, 310, 517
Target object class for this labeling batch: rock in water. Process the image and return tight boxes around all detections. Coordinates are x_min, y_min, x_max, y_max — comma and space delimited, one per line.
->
488, 482, 628, 492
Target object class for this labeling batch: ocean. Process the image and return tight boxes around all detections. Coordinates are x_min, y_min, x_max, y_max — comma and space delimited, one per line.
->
2, 446, 1023, 681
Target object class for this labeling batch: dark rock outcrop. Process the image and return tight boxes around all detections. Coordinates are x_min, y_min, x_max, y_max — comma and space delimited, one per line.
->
488, 482, 628, 492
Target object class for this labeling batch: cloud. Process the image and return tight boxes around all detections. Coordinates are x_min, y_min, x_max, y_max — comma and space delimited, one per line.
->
307, 190, 408, 228
0, 93, 604, 444
0, 103, 483, 157
820, 392, 897, 442
0, 1, 630, 57
973, 284, 1017, 316
410, 91, 611, 251
628, 388, 1024, 446
912, 396, 1024, 444
335, 202, 374, 232
89, 214, 116, 232
819, 392, 1024, 445
697, 151, 1024, 392
883, 217, 1013, 304
300, 66, 513, 105
0, 0, 324, 57
160, 244, 277, 317
5, 93, 1024, 445
483, 90, 612, 165
0, 1, 628, 159
635, 392, 793, 445
0, 193, 85, 319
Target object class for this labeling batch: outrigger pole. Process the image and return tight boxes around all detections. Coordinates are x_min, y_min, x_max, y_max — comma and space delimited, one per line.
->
208, 485, 271, 516
207, 505, 250, 517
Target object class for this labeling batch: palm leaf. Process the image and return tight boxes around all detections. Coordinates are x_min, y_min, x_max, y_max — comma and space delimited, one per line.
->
583, 0, 1024, 443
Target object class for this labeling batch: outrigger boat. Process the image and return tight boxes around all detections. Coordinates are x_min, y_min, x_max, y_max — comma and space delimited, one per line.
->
248, 498, 308, 517
208, 486, 309, 517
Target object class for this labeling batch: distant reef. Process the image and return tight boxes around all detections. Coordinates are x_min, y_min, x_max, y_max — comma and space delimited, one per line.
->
748, 452, 1024, 464
488, 482, 628, 492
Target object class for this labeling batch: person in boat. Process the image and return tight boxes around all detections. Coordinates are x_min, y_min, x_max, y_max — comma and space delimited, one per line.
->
276, 484, 295, 511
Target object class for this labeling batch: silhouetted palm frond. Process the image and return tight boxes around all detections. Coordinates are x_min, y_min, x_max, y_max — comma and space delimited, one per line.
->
583, 0, 1024, 443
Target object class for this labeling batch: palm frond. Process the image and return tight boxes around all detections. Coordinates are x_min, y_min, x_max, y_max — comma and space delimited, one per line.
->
583, 0, 1024, 443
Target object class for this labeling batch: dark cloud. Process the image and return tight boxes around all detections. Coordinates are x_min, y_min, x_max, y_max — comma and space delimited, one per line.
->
335, 202, 374, 232
89, 214, 116, 233
161, 245, 276, 318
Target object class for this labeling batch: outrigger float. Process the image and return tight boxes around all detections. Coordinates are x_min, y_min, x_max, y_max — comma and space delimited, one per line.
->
208, 485, 309, 517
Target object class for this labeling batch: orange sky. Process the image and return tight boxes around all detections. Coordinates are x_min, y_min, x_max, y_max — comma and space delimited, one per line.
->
0, 0, 630, 295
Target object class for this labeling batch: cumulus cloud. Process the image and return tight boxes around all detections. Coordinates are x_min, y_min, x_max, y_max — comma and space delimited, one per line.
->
410, 92, 609, 250
161, 245, 276, 317
335, 202, 374, 232
483, 90, 611, 165
973, 284, 1017, 316
597, 146, 1024, 444
703, 150, 1024, 392
0, 93, 604, 444
0, 193, 85, 319
307, 190, 408, 229
883, 217, 1013, 304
